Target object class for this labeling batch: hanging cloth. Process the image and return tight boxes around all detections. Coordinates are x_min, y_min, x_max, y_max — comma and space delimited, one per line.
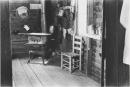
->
62, 9, 73, 29
120, 0, 130, 65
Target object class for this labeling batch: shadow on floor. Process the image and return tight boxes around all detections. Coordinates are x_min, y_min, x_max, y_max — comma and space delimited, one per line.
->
12, 52, 61, 67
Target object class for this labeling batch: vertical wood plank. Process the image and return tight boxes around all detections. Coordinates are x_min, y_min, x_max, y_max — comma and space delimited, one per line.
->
1, 1, 12, 86
19, 58, 43, 87
105, 0, 119, 85
12, 58, 32, 87
29, 63, 58, 87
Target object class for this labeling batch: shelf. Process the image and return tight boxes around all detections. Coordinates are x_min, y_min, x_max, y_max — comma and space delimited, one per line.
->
86, 34, 101, 40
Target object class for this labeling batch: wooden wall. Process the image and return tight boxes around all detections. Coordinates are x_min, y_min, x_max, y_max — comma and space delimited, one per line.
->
45, 0, 58, 31
1, 1, 12, 86
0, 1, 1, 86
9, 0, 41, 57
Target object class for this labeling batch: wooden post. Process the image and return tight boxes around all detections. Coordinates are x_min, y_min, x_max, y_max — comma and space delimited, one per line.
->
104, 0, 129, 86
1, 0, 12, 86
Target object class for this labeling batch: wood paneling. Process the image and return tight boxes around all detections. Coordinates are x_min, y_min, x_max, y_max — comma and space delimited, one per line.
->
1, 1, 12, 86
0, 1, 1, 86
9, 1, 42, 55
12, 57, 100, 87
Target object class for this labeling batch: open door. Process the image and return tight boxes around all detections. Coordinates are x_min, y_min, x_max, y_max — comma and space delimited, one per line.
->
104, 0, 129, 86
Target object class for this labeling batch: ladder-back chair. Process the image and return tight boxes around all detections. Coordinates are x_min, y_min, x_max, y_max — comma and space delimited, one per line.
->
61, 35, 82, 73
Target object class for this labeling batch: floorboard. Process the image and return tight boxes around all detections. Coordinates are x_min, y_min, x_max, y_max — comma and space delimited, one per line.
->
29, 62, 59, 87
13, 57, 100, 87
12, 59, 32, 87
19, 58, 43, 87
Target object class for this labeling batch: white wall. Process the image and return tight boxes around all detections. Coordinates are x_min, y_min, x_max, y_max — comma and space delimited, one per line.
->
78, 0, 87, 36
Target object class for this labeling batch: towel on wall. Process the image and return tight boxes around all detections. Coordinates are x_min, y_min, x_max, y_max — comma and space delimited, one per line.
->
120, 0, 130, 65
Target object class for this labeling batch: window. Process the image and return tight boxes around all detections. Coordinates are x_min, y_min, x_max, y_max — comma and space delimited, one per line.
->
77, 0, 103, 40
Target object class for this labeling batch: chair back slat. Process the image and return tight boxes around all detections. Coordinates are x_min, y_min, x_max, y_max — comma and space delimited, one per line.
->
72, 35, 82, 55
74, 35, 82, 40
74, 41, 81, 45
74, 47, 81, 51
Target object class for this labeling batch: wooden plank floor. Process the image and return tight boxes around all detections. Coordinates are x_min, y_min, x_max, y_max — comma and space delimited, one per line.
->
12, 57, 100, 87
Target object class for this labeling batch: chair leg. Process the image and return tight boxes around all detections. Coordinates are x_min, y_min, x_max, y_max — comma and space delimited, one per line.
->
79, 57, 81, 71
71, 59, 73, 72
27, 59, 30, 63
27, 50, 31, 63
27, 50, 34, 64
61, 54, 63, 69
69, 57, 72, 73
41, 54, 45, 64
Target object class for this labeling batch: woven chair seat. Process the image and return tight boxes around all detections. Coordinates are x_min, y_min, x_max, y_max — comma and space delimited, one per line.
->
62, 52, 79, 57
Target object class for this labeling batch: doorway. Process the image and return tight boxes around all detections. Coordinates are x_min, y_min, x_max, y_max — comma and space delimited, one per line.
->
10, 0, 103, 87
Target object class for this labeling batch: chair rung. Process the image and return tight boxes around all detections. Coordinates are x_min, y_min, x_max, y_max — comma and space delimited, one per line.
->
63, 57, 70, 60
62, 54, 71, 57
63, 64, 69, 66
63, 65, 69, 69
63, 60, 69, 63
74, 41, 81, 45
74, 47, 81, 50
73, 66, 79, 69
74, 35, 82, 40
